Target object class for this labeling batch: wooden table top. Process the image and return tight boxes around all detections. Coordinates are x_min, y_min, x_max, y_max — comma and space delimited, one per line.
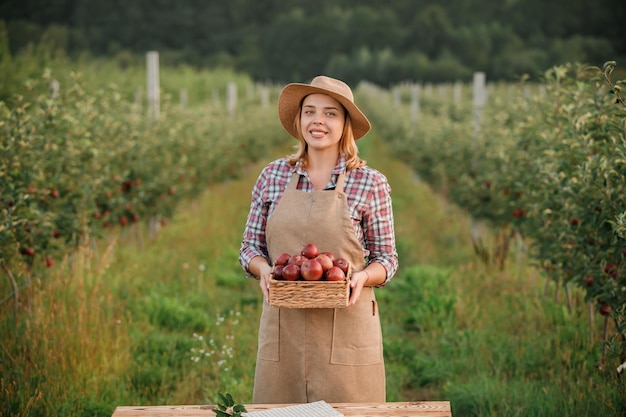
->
112, 401, 452, 417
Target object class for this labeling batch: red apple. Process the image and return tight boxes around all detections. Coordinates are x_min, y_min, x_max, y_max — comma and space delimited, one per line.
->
599, 304, 612, 316
301, 243, 319, 259
582, 274, 594, 287
333, 258, 350, 274
288, 254, 306, 266
282, 263, 301, 281
325, 266, 346, 281
301, 259, 324, 281
273, 265, 284, 280
275, 252, 291, 266
604, 263, 618, 279
320, 251, 335, 262
19, 247, 35, 257
315, 254, 334, 271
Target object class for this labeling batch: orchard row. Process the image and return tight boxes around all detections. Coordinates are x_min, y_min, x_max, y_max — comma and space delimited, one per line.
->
0, 73, 285, 281
359, 62, 626, 356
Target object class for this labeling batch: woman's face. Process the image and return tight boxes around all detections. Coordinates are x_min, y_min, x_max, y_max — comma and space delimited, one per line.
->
300, 94, 345, 152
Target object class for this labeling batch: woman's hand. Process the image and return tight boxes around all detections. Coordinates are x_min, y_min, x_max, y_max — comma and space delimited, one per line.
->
348, 270, 369, 306
258, 263, 273, 303
348, 263, 386, 306
249, 256, 274, 303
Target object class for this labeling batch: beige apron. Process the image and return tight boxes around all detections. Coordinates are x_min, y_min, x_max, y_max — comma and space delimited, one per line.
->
253, 171, 386, 404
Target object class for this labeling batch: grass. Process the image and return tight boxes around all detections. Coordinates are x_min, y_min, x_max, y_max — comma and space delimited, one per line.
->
1, 133, 625, 417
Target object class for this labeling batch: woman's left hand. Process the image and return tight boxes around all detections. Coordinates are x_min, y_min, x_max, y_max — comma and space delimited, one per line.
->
348, 270, 369, 306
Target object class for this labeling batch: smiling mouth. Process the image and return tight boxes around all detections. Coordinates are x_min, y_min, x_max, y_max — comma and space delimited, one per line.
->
309, 129, 327, 138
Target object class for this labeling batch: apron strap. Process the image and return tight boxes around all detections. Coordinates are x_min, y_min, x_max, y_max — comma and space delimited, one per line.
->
287, 172, 300, 190
335, 172, 345, 193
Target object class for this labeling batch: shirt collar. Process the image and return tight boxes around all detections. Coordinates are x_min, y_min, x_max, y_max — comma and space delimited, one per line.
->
294, 154, 347, 176
293, 154, 347, 188
334, 154, 347, 174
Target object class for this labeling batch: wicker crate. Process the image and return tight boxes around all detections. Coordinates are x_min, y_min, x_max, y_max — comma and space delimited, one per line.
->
268, 275, 350, 309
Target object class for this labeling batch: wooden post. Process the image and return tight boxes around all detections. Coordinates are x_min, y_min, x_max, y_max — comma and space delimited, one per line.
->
247, 82, 254, 101
437, 84, 447, 100
227, 82, 237, 117
260, 85, 270, 108
134, 89, 142, 107
410, 83, 420, 129
392, 88, 401, 108
180, 88, 188, 110
453, 81, 462, 106
470, 72, 487, 261
50, 79, 60, 99
146, 51, 160, 119
472, 72, 486, 140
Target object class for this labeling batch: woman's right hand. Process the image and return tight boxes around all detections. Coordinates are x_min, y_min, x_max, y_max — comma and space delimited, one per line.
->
258, 263, 273, 303
249, 256, 274, 303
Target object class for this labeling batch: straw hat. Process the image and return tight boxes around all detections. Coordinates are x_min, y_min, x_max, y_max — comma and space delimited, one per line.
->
277, 76, 371, 140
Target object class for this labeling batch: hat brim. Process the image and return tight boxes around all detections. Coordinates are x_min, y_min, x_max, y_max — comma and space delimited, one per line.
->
278, 83, 371, 140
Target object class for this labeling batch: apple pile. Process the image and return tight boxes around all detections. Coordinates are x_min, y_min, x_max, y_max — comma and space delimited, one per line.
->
272, 243, 350, 282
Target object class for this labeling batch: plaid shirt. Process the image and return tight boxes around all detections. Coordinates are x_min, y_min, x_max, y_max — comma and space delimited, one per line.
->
239, 155, 398, 286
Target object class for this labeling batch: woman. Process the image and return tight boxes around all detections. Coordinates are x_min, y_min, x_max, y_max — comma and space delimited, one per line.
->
239, 75, 398, 404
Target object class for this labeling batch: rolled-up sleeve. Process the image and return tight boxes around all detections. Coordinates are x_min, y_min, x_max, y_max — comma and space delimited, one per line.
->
239, 168, 270, 278
364, 174, 398, 287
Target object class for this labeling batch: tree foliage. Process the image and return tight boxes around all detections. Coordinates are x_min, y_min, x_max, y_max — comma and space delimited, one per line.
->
0, 0, 624, 84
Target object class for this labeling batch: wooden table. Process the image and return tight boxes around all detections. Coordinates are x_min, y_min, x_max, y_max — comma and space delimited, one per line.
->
112, 401, 452, 417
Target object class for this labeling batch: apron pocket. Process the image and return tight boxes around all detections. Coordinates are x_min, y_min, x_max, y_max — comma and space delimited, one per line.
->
257, 303, 280, 362
330, 290, 383, 366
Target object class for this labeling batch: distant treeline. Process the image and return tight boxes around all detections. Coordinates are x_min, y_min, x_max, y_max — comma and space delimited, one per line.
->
1, 0, 625, 85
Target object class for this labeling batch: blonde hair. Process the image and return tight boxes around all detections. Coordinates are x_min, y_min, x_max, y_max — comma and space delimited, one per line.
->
287, 101, 366, 170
